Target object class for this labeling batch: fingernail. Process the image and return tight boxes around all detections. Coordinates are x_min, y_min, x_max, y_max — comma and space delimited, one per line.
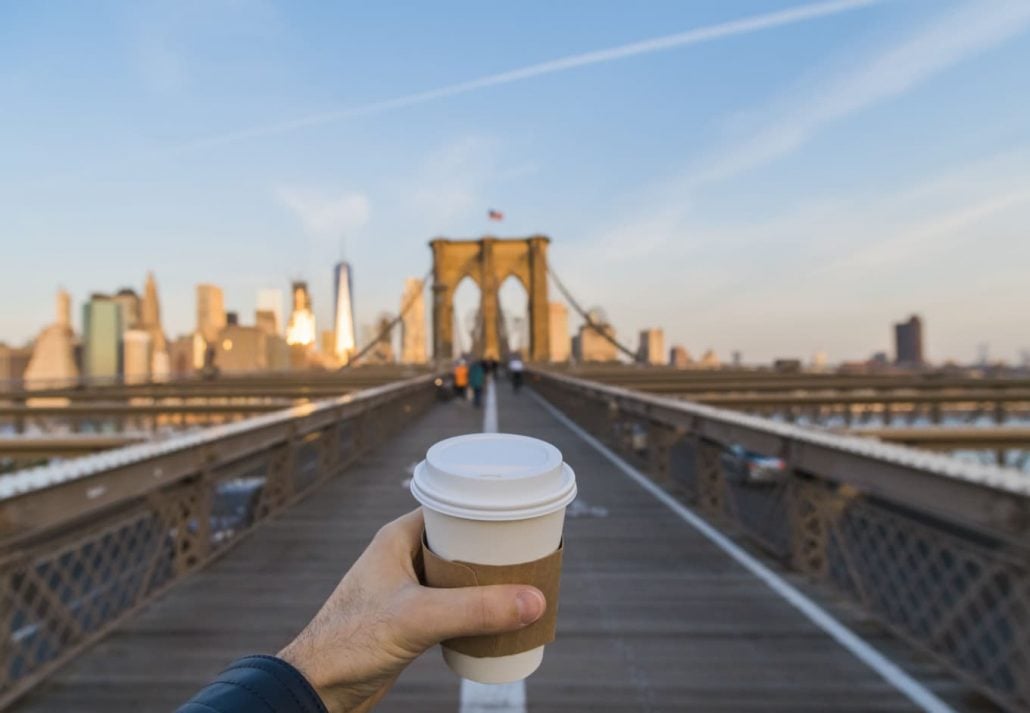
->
516, 589, 545, 625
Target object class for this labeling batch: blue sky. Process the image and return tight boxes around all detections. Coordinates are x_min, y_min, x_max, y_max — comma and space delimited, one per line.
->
2, 0, 1029, 363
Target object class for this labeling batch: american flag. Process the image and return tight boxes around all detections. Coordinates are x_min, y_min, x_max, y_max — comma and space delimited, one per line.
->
488, 209, 504, 221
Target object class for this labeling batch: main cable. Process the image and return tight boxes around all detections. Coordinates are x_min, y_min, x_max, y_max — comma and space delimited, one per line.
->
547, 265, 640, 362
339, 266, 434, 369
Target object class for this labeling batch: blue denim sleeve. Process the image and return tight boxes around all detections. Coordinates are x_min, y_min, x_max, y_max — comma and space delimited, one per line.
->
176, 655, 328, 713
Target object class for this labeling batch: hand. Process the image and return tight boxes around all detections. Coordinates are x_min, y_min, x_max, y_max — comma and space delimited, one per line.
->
278, 508, 547, 713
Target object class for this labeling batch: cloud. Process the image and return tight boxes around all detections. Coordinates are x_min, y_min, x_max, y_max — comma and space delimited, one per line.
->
557, 141, 1030, 363
713, 150, 1030, 305
825, 187, 1030, 272
408, 136, 501, 230
588, 1, 1030, 262
130, 0, 279, 97
171, 0, 883, 152
691, 0, 1030, 186
276, 187, 370, 242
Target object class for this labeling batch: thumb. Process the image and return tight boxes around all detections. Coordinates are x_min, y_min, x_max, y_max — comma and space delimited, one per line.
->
409, 584, 546, 646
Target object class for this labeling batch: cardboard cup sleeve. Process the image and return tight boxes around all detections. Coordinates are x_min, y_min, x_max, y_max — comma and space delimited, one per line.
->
420, 530, 563, 658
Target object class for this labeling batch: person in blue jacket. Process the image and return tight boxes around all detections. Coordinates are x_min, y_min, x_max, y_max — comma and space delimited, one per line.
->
469, 359, 486, 407
176, 509, 547, 713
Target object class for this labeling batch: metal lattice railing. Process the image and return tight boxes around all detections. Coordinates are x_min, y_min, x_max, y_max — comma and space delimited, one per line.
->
0, 375, 436, 709
530, 369, 1030, 713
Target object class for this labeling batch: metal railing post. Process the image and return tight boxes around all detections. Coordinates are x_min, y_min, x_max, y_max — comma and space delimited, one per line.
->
692, 437, 725, 517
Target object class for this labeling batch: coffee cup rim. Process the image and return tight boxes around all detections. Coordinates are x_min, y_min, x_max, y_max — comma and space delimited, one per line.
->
411, 460, 577, 520
410, 433, 577, 521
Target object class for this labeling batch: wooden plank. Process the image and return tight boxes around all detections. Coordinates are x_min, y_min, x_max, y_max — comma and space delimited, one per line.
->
6, 386, 984, 712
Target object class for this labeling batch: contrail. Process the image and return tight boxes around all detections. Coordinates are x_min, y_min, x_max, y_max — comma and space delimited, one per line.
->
175, 0, 885, 152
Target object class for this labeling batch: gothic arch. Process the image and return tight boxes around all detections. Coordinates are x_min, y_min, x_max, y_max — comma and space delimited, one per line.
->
430, 236, 551, 361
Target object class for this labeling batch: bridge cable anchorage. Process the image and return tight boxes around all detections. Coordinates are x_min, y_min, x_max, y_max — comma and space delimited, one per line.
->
528, 389, 958, 713
546, 265, 642, 362
338, 266, 434, 370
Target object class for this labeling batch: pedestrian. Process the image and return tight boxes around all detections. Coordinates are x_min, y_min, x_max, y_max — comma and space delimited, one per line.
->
469, 359, 485, 408
509, 353, 525, 393
453, 360, 468, 399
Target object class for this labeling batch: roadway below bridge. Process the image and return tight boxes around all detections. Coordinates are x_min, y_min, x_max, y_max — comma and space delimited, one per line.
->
7, 381, 983, 713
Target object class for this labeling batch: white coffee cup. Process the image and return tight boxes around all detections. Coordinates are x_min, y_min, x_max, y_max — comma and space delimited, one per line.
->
410, 433, 577, 684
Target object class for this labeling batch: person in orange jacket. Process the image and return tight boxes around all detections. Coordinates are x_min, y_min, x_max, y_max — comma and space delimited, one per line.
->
453, 360, 469, 399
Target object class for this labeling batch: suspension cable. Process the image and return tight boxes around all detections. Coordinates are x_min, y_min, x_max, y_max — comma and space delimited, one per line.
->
339, 266, 434, 370
547, 265, 640, 362
342, 260, 640, 368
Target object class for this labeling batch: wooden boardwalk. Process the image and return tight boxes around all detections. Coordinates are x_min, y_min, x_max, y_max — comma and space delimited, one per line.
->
9, 384, 938, 712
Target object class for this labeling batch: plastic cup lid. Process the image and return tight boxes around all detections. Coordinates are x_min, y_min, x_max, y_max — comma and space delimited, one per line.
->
410, 433, 577, 521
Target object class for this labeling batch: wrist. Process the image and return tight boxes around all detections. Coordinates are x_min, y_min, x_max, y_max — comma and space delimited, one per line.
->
278, 641, 370, 713
278, 642, 334, 713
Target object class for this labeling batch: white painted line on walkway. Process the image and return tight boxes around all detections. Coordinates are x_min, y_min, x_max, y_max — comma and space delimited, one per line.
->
529, 390, 957, 713
460, 376, 526, 713
483, 377, 498, 434
460, 678, 526, 713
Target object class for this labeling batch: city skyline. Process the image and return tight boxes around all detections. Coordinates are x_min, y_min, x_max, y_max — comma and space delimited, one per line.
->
2, 268, 1022, 369
3, 2, 1030, 361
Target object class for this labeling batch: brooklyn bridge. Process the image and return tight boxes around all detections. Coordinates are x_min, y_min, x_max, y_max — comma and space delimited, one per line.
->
0, 238, 1028, 713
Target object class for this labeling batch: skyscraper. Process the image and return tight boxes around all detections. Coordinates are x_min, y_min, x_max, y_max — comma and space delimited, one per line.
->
894, 315, 925, 365
548, 302, 570, 362
215, 325, 268, 374
637, 328, 665, 365
112, 288, 141, 330
257, 288, 284, 335
572, 307, 609, 362
140, 272, 169, 380
364, 313, 395, 364
286, 281, 316, 347
320, 329, 336, 359
24, 289, 79, 388
139, 273, 167, 350
576, 309, 618, 363
168, 335, 194, 377
82, 295, 123, 380
400, 277, 427, 364
255, 309, 278, 336
57, 288, 71, 326
669, 345, 692, 368
122, 330, 152, 384
577, 324, 617, 362
700, 349, 721, 368
196, 284, 227, 345
0, 344, 32, 385
333, 263, 357, 363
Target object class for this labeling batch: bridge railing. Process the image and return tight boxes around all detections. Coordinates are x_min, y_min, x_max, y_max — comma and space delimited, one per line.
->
0, 364, 431, 395
530, 369, 1030, 713
0, 374, 438, 709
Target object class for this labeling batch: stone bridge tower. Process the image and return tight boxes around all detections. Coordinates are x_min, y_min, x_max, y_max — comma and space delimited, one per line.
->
430, 236, 551, 362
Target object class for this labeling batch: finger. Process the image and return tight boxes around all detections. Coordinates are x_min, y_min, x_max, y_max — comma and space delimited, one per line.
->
374, 508, 424, 547
406, 584, 546, 646
389, 507, 425, 542
367, 509, 426, 582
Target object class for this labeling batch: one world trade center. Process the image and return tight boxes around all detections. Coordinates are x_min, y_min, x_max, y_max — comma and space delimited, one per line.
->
333, 261, 357, 364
